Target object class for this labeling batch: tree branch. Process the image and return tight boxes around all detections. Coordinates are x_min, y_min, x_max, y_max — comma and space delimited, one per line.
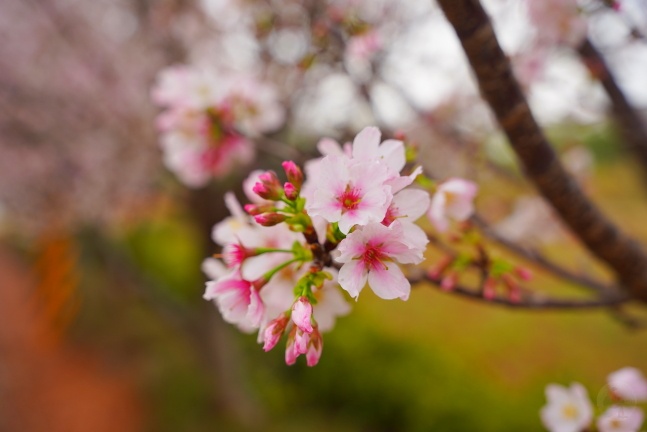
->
410, 271, 630, 310
436, 0, 647, 302
470, 215, 617, 295
578, 37, 647, 185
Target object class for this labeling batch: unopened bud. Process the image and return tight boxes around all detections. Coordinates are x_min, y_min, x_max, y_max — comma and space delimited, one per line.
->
285, 327, 298, 366
306, 328, 323, 367
291, 296, 313, 333
244, 203, 274, 216
294, 329, 310, 355
284, 182, 299, 200
483, 277, 497, 300
282, 161, 303, 190
253, 170, 282, 200
254, 213, 287, 226
514, 266, 533, 281
263, 314, 289, 352
427, 256, 454, 280
502, 274, 521, 304
393, 130, 407, 141
440, 272, 458, 291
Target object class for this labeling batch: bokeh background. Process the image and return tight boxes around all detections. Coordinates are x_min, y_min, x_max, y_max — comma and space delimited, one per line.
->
1, 0, 647, 430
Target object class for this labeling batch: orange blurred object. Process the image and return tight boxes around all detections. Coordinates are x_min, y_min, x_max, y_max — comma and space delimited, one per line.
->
0, 245, 144, 432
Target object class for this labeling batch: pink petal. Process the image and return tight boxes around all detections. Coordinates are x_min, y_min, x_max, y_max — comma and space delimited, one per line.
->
377, 139, 406, 172
352, 126, 381, 161
338, 260, 368, 299
367, 262, 410, 300
391, 189, 431, 222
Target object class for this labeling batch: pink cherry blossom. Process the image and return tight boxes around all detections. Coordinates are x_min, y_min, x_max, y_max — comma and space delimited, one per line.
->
291, 297, 314, 333
201, 257, 229, 280
203, 273, 265, 330
351, 126, 405, 174
597, 406, 644, 432
540, 383, 593, 432
428, 178, 478, 233
335, 222, 425, 301
316, 137, 352, 158
346, 30, 382, 62
160, 130, 254, 188
224, 75, 285, 135
305, 155, 392, 234
211, 192, 255, 246
382, 188, 430, 226
608, 367, 647, 402
222, 242, 256, 268
382, 188, 430, 252
526, 0, 587, 48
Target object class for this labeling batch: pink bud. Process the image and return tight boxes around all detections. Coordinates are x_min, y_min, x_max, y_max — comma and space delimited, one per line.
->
440, 272, 457, 291
254, 213, 287, 226
262, 314, 289, 352
284, 182, 298, 200
282, 161, 303, 190
285, 336, 298, 366
306, 329, 323, 367
291, 297, 314, 333
483, 277, 497, 300
252, 183, 280, 201
244, 203, 274, 216
393, 130, 407, 141
294, 329, 311, 355
253, 171, 282, 200
427, 256, 454, 280
515, 266, 533, 281
508, 288, 521, 303
501, 274, 522, 303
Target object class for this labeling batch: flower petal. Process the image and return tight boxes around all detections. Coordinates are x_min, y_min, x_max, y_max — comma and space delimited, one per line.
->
367, 262, 410, 300
338, 260, 368, 299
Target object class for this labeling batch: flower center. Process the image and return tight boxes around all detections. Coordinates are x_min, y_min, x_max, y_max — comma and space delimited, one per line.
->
381, 205, 398, 226
338, 185, 361, 212
561, 403, 579, 420
361, 245, 388, 271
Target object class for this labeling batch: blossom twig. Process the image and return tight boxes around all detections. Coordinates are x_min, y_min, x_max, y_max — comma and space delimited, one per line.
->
409, 270, 630, 310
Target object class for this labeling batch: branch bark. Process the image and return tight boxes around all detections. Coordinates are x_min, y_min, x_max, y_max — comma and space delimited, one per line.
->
436, 0, 647, 302
577, 37, 647, 184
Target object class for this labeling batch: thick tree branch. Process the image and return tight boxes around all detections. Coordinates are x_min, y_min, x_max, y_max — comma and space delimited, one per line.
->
436, 0, 647, 302
578, 37, 647, 183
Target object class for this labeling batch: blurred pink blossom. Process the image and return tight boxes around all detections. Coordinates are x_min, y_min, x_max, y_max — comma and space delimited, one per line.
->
540, 383, 593, 432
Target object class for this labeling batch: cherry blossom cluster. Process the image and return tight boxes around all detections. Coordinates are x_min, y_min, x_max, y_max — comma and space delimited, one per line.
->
541, 367, 647, 432
151, 65, 284, 187
202, 126, 482, 366
202, 0, 388, 66
512, 0, 589, 89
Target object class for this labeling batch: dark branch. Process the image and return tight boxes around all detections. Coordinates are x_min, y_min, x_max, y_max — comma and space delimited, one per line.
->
470, 215, 617, 295
578, 37, 647, 186
436, 0, 647, 302
410, 270, 630, 310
